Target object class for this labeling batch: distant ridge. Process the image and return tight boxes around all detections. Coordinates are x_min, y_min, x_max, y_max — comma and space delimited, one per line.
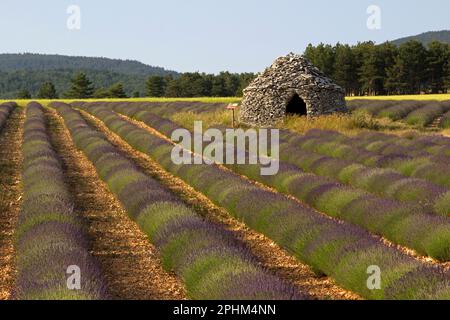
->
391, 30, 450, 46
0, 53, 178, 76
0, 53, 178, 98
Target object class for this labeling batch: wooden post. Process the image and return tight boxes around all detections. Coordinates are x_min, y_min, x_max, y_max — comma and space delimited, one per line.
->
226, 103, 238, 128
232, 109, 235, 128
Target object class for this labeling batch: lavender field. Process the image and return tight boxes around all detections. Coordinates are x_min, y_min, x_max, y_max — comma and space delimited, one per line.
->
347, 99, 450, 128
0, 100, 449, 301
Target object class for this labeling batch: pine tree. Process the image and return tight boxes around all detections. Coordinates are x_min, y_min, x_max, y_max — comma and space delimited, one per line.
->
426, 41, 449, 93
446, 48, 450, 92
164, 79, 182, 97
333, 44, 358, 95
109, 83, 128, 98
37, 81, 58, 99
358, 44, 384, 96
64, 72, 94, 98
385, 56, 408, 95
146, 75, 166, 97
93, 88, 111, 99
396, 41, 428, 94
304, 43, 335, 77
17, 89, 32, 99
211, 76, 226, 97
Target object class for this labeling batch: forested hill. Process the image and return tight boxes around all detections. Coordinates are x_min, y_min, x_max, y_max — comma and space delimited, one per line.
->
0, 53, 177, 76
0, 53, 178, 98
392, 30, 450, 46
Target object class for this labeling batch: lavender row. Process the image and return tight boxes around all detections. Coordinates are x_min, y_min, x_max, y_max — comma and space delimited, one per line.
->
0, 102, 16, 132
278, 127, 450, 188
52, 102, 302, 300
113, 105, 450, 260
15, 102, 107, 300
281, 126, 450, 169
377, 101, 426, 120
79, 102, 450, 300
405, 102, 450, 127
98, 102, 450, 214
278, 132, 450, 214
107, 100, 450, 155
440, 110, 450, 129
280, 137, 450, 209
346, 100, 398, 114
368, 131, 450, 148
138, 101, 226, 117
333, 129, 450, 158
73, 101, 226, 119
348, 100, 450, 126
115, 105, 449, 218
233, 147, 450, 260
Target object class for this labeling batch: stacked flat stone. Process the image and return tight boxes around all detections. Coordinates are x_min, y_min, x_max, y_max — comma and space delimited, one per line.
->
239, 53, 348, 127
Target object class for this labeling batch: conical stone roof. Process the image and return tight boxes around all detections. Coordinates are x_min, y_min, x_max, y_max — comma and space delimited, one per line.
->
240, 53, 347, 126
245, 53, 343, 91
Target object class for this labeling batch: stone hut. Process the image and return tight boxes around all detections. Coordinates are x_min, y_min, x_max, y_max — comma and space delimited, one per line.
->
239, 53, 348, 126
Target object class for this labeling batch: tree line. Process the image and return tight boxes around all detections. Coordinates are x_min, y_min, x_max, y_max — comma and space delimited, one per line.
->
304, 40, 450, 96
17, 71, 256, 99
17, 73, 127, 99
15, 39, 450, 99
145, 72, 256, 98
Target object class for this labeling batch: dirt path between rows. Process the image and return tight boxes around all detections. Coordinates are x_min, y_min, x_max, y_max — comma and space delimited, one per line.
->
0, 107, 24, 300
79, 109, 361, 300
121, 111, 450, 270
45, 108, 187, 300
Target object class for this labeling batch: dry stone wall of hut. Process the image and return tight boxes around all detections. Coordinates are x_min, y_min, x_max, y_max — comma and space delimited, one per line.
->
239, 53, 348, 126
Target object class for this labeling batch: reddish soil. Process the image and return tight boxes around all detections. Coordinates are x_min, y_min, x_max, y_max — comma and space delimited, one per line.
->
0, 108, 24, 300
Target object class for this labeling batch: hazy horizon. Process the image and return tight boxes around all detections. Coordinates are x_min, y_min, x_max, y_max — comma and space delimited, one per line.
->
1, 0, 449, 73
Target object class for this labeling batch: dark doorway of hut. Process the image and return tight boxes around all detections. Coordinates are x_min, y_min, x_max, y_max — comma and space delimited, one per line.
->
286, 94, 307, 116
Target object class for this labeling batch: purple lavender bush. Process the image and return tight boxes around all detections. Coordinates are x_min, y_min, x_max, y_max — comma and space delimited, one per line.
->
15, 102, 107, 300
0, 102, 16, 132
53, 102, 304, 300
78, 102, 450, 300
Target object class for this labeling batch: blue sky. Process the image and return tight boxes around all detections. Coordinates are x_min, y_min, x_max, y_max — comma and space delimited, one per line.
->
0, 0, 448, 73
